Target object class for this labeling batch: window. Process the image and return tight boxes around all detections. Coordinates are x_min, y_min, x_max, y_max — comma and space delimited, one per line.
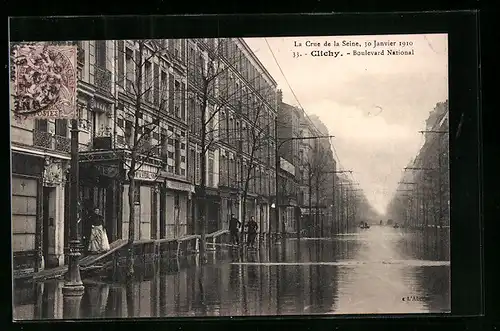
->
117, 40, 125, 86
174, 40, 181, 58
208, 157, 214, 187
219, 111, 227, 142
196, 152, 201, 183
35, 119, 48, 132
189, 149, 196, 181
55, 119, 67, 137
161, 70, 168, 93
144, 61, 152, 102
125, 48, 134, 92
174, 138, 181, 175
174, 80, 181, 117
160, 129, 167, 157
95, 40, 106, 68
133, 185, 140, 204
124, 120, 133, 145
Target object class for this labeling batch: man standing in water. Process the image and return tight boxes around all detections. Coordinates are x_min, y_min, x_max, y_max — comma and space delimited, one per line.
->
229, 214, 241, 245
246, 216, 258, 248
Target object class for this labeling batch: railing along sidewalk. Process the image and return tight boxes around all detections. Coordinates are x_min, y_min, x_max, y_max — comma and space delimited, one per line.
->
205, 229, 230, 251
176, 234, 201, 257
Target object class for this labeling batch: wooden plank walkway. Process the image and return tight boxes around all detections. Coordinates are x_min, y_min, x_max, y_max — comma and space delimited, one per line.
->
18, 231, 231, 282
28, 239, 128, 281
80, 239, 128, 268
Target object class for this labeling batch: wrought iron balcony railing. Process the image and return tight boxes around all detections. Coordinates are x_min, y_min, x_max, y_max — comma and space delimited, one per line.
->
93, 64, 112, 93
33, 130, 71, 153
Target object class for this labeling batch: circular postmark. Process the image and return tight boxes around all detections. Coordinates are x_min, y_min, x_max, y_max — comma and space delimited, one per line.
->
13, 44, 77, 118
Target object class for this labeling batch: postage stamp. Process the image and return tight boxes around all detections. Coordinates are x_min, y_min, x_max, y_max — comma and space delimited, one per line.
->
11, 43, 77, 119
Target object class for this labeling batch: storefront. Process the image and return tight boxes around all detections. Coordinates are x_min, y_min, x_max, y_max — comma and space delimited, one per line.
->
164, 178, 194, 239
219, 189, 239, 231
121, 165, 165, 241
79, 156, 124, 243
12, 151, 69, 273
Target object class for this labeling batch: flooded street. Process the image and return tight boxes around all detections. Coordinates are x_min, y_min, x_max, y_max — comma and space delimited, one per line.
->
13, 225, 450, 319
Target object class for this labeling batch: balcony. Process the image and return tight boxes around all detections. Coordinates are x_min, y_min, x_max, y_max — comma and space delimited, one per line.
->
93, 65, 112, 94
33, 130, 71, 153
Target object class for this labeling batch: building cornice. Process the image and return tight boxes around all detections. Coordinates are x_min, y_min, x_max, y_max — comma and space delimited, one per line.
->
237, 38, 278, 88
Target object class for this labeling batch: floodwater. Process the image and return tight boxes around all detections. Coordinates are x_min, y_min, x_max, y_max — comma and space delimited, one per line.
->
13, 225, 450, 319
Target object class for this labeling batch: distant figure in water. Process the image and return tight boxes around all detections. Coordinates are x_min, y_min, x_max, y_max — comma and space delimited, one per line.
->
246, 216, 258, 248
87, 208, 110, 254
229, 214, 241, 245
380, 220, 383, 225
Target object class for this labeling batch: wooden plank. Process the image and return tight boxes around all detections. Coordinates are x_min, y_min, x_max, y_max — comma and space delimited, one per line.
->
80, 239, 127, 267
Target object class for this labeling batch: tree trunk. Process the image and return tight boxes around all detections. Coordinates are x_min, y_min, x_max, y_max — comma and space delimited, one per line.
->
198, 84, 208, 262
127, 171, 136, 277
316, 178, 321, 238
126, 41, 144, 278
241, 192, 248, 245
308, 174, 312, 238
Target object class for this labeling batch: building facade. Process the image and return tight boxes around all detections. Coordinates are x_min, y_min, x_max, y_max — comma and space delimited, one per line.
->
11, 91, 71, 273
187, 38, 278, 236
388, 100, 449, 228
74, 39, 192, 243
277, 96, 301, 234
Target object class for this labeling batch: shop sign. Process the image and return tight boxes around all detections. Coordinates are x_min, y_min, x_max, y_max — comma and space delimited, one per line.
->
280, 157, 295, 175
127, 169, 158, 181
165, 180, 194, 192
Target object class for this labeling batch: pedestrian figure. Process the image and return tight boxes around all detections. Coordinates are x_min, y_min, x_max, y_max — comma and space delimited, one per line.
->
81, 200, 94, 254
246, 216, 258, 248
229, 214, 241, 245
88, 208, 110, 254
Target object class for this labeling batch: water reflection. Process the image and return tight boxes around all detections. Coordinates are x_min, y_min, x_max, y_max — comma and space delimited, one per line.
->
13, 225, 450, 319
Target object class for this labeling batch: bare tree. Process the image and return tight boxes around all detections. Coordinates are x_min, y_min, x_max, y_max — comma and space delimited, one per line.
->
303, 144, 332, 237
188, 38, 276, 259
235, 94, 276, 244
112, 39, 182, 277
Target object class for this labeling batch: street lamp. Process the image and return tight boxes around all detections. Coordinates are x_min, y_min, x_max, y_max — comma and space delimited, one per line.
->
62, 119, 84, 301
274, 117, 334, 241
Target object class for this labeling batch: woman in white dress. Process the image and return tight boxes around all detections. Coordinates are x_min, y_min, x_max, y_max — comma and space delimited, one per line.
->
88, 208, 110, 254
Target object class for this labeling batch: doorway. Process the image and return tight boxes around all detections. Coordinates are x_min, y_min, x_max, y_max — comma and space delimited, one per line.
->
42, 187, 55, 268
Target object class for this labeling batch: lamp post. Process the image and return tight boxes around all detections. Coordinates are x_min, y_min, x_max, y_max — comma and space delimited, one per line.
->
273, 117, 334, 241
62, 119, 84, 300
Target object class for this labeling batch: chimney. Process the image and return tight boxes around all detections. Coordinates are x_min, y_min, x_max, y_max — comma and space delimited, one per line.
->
277, 89, 283, 103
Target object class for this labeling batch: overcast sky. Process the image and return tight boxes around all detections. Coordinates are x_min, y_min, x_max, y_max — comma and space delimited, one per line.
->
244, 34, 448, 215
